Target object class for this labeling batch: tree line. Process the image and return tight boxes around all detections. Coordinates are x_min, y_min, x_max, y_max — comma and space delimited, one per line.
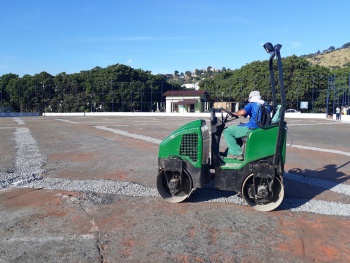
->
1, 56, 350, 113
0, 64, 182, 113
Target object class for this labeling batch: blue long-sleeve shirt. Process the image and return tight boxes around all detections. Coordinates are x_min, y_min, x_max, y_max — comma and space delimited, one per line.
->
239, 102, 270, 129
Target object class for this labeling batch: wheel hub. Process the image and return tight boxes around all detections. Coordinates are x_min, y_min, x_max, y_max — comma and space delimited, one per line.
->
257, 185, 269, 198
168, 178, 180, 194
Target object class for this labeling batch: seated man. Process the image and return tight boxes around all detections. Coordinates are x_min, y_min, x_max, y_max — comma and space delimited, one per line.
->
223, 90, 269, 160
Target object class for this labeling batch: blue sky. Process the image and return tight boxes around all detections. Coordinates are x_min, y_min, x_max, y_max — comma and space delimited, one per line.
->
1, 0, 350, 77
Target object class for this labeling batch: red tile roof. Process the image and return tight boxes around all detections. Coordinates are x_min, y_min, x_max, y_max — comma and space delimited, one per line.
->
175, 99, 198, 105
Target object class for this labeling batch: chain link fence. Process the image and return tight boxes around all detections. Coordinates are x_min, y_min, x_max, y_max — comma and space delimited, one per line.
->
1, 76, 350, 114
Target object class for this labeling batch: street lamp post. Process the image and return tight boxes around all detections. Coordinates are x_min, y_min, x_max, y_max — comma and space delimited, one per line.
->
297, 78, 300, 111
27, 87, 29, 112
0, 86, 2, 108
40, 82, 44, 113
140, 89, 143, 112
333, 75, 336, 114
90, 93, 93, 112
312, 76, 315, 111
348, 73, 350, 107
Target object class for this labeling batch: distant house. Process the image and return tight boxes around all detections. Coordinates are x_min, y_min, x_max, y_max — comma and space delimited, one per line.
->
181, 82, 200, 90
213, 101, 239, 112
163, 90, 208, 113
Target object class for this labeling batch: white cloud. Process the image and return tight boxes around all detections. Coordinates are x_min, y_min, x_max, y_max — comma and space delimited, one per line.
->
126, 58, 132, 64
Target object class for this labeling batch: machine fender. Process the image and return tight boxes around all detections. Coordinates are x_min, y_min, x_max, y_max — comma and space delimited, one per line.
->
252, 161, 276, 179
159, 156, 183, 172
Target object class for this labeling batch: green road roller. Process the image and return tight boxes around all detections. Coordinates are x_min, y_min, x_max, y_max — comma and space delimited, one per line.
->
157, 42, 287, 211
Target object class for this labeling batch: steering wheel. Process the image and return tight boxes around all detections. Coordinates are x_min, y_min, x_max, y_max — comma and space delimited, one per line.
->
221, 108, 239, 122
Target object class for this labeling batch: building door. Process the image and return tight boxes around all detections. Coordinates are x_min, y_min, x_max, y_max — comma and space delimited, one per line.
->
189, 104, 195, 112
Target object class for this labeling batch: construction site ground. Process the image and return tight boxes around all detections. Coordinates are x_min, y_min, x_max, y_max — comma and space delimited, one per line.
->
0, 116, 349, 263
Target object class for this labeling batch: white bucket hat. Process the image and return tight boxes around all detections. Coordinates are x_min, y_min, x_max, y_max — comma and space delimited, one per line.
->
248, 91, 261, 102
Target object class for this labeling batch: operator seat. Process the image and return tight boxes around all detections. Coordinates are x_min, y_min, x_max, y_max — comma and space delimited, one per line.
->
240, 105, 281, 157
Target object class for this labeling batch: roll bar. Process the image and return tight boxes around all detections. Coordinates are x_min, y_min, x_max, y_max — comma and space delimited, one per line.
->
263, 42, 286, 168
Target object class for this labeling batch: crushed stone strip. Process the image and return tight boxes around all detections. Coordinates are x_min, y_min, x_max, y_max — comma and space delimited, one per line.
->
1, 234, 95, 243
15, 178, 350, 217
281, 198, 350, 217
0, 127, 45, 188
285, 172, 350, 196
13, 117, 25, 125
16, 178, 160, 197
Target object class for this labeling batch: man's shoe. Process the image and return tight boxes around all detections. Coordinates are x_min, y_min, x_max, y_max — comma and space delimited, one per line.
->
228, 154, 243, 160
219, 148, 228, 157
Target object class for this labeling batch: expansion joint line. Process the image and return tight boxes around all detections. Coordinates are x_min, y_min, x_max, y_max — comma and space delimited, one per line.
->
71, 197, 104, 263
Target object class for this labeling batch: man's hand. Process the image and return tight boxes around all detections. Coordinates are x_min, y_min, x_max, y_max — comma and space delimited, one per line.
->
234, 109, 247, 117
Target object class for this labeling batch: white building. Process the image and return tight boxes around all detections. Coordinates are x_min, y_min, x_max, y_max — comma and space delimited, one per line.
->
163, 90, 208, 113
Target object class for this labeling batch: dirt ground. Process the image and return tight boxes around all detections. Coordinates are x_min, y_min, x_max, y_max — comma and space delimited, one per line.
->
0, 116, 349, 263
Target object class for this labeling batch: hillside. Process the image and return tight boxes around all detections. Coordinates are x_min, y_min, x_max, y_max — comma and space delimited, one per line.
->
168, 45, 350, 84
306, 47, 350, 69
